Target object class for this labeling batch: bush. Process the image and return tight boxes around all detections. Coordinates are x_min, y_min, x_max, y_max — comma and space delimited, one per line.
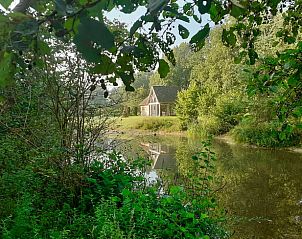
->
1, 148, 228, 239
212, 93, 245, 133
137, 118, 181, 132
231, 118, 301, 147
117, 116, 182, 132
95, 186, 227, 239
188, 115, 222, 137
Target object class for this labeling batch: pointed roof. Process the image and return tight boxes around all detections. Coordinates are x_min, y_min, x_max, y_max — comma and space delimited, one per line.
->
139, 96, 149, 106
152, 85, 179, 103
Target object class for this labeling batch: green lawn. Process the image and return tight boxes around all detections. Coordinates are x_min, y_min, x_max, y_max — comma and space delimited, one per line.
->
115, 116, 183, 132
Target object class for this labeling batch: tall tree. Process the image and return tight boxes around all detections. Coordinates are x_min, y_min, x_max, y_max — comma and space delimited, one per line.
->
1, 0, 300, 92
176, 26, 246, 130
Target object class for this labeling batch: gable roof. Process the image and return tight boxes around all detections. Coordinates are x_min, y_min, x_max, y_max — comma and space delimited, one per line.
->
152, 85, 179, 103
139, 96, 149, 106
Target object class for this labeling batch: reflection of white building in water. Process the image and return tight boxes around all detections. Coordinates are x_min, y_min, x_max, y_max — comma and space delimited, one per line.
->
141, 142, 177, 170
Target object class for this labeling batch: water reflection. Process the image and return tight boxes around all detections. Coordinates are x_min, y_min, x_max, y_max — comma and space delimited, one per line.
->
213, 140, 302, 239
118, 135, 302, 238
140, 142, 177, 170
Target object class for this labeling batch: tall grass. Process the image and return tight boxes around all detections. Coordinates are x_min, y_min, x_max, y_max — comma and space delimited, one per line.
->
116, 116, 182, 132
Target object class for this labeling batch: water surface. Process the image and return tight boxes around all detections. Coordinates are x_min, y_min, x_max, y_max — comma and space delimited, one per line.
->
116, 134, 302, 238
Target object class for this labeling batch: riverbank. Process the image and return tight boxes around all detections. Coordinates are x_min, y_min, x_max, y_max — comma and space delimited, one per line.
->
112, 116, 302, 152
216, 134, 302, 153
114, 116, 183, 133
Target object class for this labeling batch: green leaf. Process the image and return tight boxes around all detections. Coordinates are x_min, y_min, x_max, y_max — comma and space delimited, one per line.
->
193, 14, 202, 23
158, 59, 169, 78
192, 155, 198, 161
37, 40, 51, 55
183, 3, 191, 14
197, 0, 212, 14
90, 55, 115, 75
141, 14, 154, 22
230, 5, 245, 18
55, 0, 66, 16
234, 56, 241, 64
125, 85, 135, 92
170, 186, 182, 195
287, 76, 298, 87
88, 0, 109, 17
0, 0, 12, 9
130, 20, 142, 37
177, 15, 190, 23
178, 24, 189, 39
79, 0, 88, 5
209, 3, 218, 22
248, 48, 258, 65
74, 17, 115, 62
0, 51, 14, 88
14, 19, 39, 35
222, 29, 237, 47
119, 72, 135, 91
292, 107, 302, 118
120, 0, 139, 13
64, 17, 80, 34
73, 35, 100, 62
209, 2, 224, 23
190, 23, 210, 50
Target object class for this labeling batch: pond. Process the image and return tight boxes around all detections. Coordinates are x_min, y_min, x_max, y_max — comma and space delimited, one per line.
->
112, 133, 302, 238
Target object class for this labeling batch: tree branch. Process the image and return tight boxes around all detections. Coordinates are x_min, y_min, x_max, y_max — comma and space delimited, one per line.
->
13, 0, 36, 13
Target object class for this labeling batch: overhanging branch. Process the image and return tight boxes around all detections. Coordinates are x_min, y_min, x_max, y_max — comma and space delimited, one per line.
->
12, 0, 36, 13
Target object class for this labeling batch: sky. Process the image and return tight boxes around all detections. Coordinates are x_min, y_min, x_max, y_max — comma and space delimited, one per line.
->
1, 0, 211, 45
105, 3, 211, 45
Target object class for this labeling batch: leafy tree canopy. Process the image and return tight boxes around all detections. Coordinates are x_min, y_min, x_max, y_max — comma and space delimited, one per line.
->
0, 0, 301, 92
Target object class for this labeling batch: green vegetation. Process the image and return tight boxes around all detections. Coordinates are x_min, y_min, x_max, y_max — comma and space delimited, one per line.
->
1, 0, 302, 238
231, 118, 302, 148
116, 116, 182, 132
176, 14, 302, 147
0, 43, 226, 238
116, 43, 193, 117
176, 26, 247, 137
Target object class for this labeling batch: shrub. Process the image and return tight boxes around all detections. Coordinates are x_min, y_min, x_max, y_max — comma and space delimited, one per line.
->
1, 149, 228, 239
212, 93, 246, 133
95, 186, 227, 239
231, 118, 301, 147
137, 118, 181, 132
188, 115, 222, 138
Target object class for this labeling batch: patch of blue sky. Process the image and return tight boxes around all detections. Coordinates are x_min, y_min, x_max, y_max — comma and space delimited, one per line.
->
105, 0, 213, 46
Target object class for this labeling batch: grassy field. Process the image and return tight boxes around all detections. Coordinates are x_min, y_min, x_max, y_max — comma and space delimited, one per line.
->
114, 116, 183, 132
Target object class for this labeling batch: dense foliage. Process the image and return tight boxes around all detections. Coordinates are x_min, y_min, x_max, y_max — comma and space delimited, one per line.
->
175, 13, 302, 147
1, 0, 302, 238
1, 0, 301, 91
176, 26, 246, 135
0, 22, 227, 238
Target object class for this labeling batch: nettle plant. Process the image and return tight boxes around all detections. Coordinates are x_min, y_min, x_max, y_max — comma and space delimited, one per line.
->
0, 0, 301, 93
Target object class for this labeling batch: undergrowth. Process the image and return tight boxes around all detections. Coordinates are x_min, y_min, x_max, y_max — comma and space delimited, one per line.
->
231, 118, 301, 147
1, 137, 228, 238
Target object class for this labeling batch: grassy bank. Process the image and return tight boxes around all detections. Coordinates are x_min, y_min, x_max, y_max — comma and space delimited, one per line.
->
113, 115, 302, 149
115, 116, 183, 133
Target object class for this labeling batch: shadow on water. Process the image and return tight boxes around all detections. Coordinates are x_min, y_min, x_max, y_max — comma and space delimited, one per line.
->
115, 134, 302, 239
